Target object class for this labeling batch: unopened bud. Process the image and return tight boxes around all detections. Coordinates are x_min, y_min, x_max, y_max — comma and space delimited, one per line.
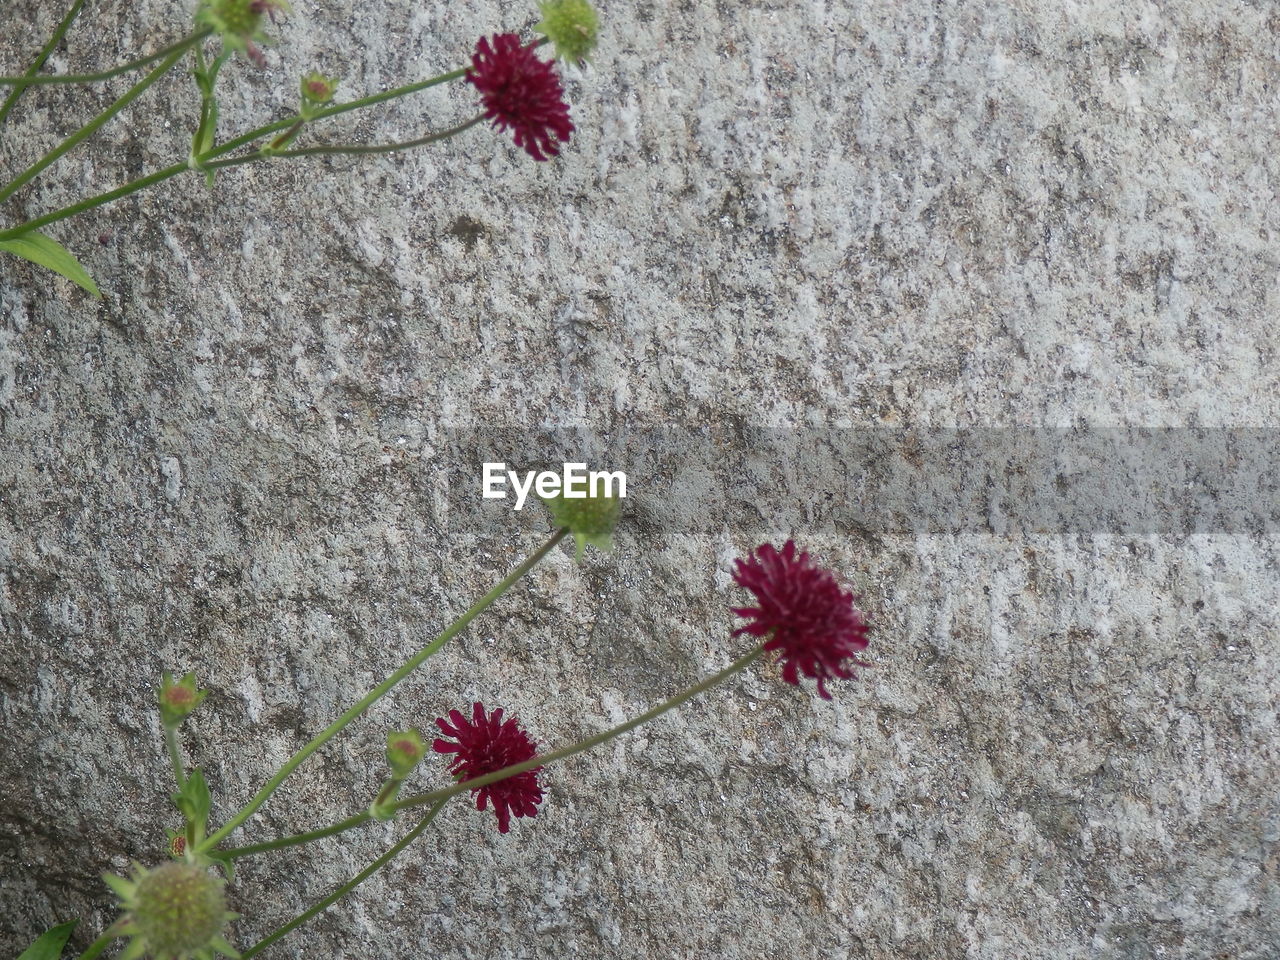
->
158, 671, 207, 727
535, 0, 600, 64
105, 861, 237, 959
542, 483, 620, 560
386, 729, 425, 778
300, 71, 338, 106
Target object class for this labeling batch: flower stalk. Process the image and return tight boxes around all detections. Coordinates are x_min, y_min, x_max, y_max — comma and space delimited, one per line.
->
0, 41, 193, 206
390, 646, 765, 816
164, 725, 188, 792
240, 800, 448, 959
0, 0, 86, 124
215, 644, 765, 860
0, 65, 469, 241
197, 528, 566, 853
0, 30, 213, 90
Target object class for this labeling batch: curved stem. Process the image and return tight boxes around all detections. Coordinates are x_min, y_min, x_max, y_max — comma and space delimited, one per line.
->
390, 646, 765, 816
197, 529, 566, 853
0, 41, 191, 205
0, 29, 210, 89
240, 799, 447, 959
221, 810, 372, 860
252, 113, 485, 161
199, 114, 485, 179
213, 645, 765, 859
0, 65, 469, 240
0, 0, 85, 125
0, 160, 187, 239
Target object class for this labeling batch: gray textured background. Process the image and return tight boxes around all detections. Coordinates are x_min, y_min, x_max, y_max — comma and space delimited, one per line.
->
2, 1, 1279, 958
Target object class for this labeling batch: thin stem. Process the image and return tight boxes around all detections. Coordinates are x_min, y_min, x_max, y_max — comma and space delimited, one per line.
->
199, 114, 485, 175
0, 0, 85, 125
389, 647, 765, 815
164, 724, 187, 791
213, 645, 765, 857
221, 810, 372, 860
195, 65, 469, 163
0, 160, 187, 239
0, 30, 210, 89
240, 800, 447, 960
0, 65, 469, 240
0, 41, 191, 206
198, 529, 567, 853
254, 114, 486, 160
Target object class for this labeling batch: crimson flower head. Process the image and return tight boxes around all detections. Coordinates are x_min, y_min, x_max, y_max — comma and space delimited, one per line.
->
732, 541, 870, 700
466, 33, 575, 161
434, 702, 544, 832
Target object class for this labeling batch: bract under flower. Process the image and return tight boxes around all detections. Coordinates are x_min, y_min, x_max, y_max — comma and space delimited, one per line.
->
105, 861, 238, 960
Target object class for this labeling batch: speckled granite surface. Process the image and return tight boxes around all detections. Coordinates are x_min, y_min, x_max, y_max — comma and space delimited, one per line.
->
2, 1, 1278, 957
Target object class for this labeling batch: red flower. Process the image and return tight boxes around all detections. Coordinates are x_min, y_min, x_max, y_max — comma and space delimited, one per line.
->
433, 702, 544, 832
732, 541, 870, 699
466, 33, 574, 161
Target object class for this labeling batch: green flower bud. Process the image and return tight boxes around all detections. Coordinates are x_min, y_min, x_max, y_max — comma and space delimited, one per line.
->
159, 671, 208, 728
105, 861, 238, 960
535, 0, 600, 64
542, 483, 620, 561
300, 71, 338, 106
385, 729, 425, 778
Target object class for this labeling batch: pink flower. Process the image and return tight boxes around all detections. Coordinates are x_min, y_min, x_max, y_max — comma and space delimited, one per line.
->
732, 541, 870, 699
466, 33, 574, 161
433, 702, 544, 832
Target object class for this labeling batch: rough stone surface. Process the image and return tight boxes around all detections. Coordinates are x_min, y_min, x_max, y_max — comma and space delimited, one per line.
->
2, 2, 1279, 959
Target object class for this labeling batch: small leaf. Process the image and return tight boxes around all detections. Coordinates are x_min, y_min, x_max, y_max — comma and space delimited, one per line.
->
102, 873, 134, 900
185, 768, 212, 824
206, 849, 236, 883
17, 920, 77, 960
172, 790, 196, 821
210, 934, 242, 958
0, 232, 101, 298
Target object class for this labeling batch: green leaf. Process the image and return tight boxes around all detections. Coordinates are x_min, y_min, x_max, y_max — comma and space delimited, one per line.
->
205, 849, 236, 883
172, 789, 195, 821
102, 873, 134, 900
17, 920, 77, 960
185, 768, 212, 824
0, 232, 100, 298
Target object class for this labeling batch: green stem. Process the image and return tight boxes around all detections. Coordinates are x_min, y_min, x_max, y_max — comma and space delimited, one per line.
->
221, 810, 372, 860
197, 529, 566, 854
0, 65, 468, 240
0, 29, 211, 89
164, 724, 187, 791
389, 647, 765, 816
240, 800, 447, 959
0, 0, 85, 125
0, 159, 188, 239
215, 645, 765, 859
0, 41, 191, 206
253, 114, 485, 161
